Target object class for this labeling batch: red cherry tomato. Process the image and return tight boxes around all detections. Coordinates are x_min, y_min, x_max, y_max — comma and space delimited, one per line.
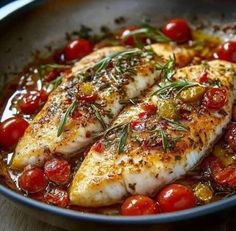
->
119, 26, 146, 47
141, 102, 157, 115
0, 117, 29, 149
19, 90, 48, 114
44, 158, 71, 185
215, 41, 236, 63
121, 195, 159, 216
208, 156, 236, 188
224, 124, 236, 151
18, 167, 48, 193
162, 19, 192, 43
202, 88, 227, 110
45, 188, 69, 208
156, 184, 196, 212
64, 39, 93, 61
130, 121, 145, 131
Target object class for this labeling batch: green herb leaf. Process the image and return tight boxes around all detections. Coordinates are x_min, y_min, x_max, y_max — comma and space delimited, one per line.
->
57, 100, 77, 137
159, 129, 168, 152
118, 124, 130, 154
165, 119, 188, 131
94, 49, 141, 73
91, 104, 107, 129
156, 56, 176, 81
151, 80, 200, 98
50, 76, 62, 90
121, 25, 170, 44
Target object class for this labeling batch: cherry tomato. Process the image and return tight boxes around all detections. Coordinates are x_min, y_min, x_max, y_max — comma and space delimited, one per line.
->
18, 167, 48, 193
162, 19, 192, 43
121, 195, 159, 216
156, 184, 196, 212
19, 90, 48, 114
45, 188, 69, 208
141, 103, 157, 115
224, 123, 236, 151
78, 93, 98, 103
138, 112, 149, 120
94, 142, 104, 153
0, 117, 29, 149
202, 88, 227, 110
215, 41, 236, 63
44, 158, 71, 185
208, 157, 236, 188
64, 39, 93, 61
119, 26, 146, 47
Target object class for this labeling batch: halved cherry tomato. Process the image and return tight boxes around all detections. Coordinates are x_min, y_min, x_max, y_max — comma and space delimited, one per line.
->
94, 142, 104, 153
18, 167, 48, 193
0, 117, 29, 149
130, 121, 145, 131
78, 93, 98, 103
19, 90, 48, 114
121, 195, 159, 216
224, 123, 236, 151
64, 39, 93, 61
45, 188, 69, 208
208, 156, 236, 188
118, 26, 146, 47
202, 88, 227, 110
141, 102, 157, 115
215, 41, 236, 63
162, 19, 192, 43
156, 184, 196, 212
44, 158, 71, 185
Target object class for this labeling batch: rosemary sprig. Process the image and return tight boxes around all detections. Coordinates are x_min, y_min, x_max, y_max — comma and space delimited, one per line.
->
50, 76, 62, 90
94, 49, 140, 73
156, 55, 176, 81
165, 119, 188, 131
57, 100, 77, 137
159, 129, 168, 152
119, 98, 140, 105
90, 104, 107, 129
121, 24, 170, 44
118, 123, 130, 154
151, 80, 200, 98
38, 64, 70, 80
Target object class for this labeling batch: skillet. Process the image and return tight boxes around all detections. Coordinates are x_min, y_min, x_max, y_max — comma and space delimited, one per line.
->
0, 0, 236, 230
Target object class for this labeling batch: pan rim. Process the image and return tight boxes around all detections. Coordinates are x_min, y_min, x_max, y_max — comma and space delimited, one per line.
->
1, 0, 236, 224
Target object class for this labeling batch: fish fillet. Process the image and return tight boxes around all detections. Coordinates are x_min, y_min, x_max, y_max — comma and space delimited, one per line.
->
70, 60, 236, 207
11, 44, 194, 169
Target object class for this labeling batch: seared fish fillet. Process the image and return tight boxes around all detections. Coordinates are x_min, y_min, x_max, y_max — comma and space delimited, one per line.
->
70, 60, 236, 207
11, 44, 194, 169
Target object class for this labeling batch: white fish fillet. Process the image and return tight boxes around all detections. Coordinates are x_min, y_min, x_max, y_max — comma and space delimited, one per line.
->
70, 60, 236, 207
11, 44, 194, 169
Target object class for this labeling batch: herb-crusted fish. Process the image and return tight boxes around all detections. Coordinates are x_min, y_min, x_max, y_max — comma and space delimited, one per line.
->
70, 60, 236, 207
11, 44, 194, 170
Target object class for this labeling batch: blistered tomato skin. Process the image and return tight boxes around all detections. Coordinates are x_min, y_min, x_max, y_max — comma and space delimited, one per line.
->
162, 19, 192, 43
18, 167, 48, 193
121, 195, 159, 216
216, 41, 236, 63
156, 184, 196, 212
44, 158, 71, 185
0, 117, 29, 149
225, 124, 236, 151
19, 90, 48, 114
202, 88, 227, 110
64, 39, 93, 61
